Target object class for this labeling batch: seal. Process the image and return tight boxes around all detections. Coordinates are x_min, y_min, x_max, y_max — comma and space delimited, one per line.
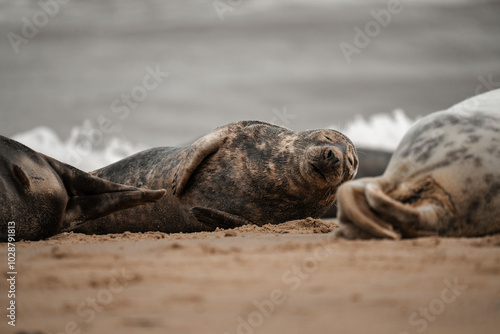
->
321, 147, 392, 217
76, 120, 358, 234
336, 88, 500, 239
0, 135, 166, 241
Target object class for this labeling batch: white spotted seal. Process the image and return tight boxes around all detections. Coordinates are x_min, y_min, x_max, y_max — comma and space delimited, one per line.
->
77, 120, 358, 234
336, 89, 500, 239
0, 135, 166, 241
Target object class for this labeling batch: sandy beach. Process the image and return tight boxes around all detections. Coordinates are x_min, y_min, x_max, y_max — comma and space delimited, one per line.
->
1, 1, 500, 333
1, 219, 499, 334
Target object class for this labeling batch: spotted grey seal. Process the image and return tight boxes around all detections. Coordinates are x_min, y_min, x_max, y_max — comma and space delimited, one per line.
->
76, 120, 358, 234
336, 89, 500, 239
0, 135, 166, 241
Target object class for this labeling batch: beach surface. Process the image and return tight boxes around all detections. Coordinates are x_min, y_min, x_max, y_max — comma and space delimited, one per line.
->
1, 219, 499, 334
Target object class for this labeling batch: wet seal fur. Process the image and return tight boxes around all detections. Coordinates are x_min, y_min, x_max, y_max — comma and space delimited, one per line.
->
336, 89, 500, 239
77, 120, 358, 234
0, 135, 166, 241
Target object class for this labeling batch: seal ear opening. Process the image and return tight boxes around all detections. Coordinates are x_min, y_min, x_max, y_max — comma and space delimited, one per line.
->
41, 154, 166, 231
337, 179, 400, 240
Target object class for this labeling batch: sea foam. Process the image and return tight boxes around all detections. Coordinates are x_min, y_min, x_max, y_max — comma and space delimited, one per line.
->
11, 110, 415, 171
330, 109, 416, 151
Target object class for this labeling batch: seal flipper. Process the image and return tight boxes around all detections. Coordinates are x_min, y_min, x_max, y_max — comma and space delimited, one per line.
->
190, 207, 252, 230
337, 179, 401, 240
61, 188, 166, 231
364, 182, 446, 238
172, 126, 229, 196
41, 154, 166, 231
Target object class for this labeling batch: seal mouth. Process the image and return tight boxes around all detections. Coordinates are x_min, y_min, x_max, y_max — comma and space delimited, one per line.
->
309, 163, 327, 181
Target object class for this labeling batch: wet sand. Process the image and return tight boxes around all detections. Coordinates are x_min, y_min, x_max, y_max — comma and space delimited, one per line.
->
1, 219, 499, 334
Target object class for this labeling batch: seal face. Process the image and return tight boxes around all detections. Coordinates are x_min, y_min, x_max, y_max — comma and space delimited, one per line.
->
336, 89, 500, 239
79, 121, 358, 234
0, 135, 166, 241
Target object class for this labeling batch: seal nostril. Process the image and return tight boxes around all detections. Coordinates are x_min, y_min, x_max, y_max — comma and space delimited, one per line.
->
325, 150, 340, 165
348, 157, 353, 166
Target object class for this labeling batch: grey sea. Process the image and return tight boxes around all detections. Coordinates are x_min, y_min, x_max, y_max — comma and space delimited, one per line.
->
0, 0, 499, 170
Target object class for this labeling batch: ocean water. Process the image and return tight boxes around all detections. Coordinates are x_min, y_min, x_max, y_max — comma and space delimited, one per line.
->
11, 109, 415, 171
11, 122, 149, 172
1, 0, 499, 171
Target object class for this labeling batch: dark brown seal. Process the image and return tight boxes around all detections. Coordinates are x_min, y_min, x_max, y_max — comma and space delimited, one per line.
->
0, 135, 166, 241
77, 120, 358, 234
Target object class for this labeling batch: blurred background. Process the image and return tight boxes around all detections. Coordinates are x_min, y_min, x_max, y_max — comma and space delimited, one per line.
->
0, 0, 499, 171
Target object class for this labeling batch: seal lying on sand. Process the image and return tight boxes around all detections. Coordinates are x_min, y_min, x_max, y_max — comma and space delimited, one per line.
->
0, 135, 166, 241
77, 121, 358, 234
336, 89, 500, 239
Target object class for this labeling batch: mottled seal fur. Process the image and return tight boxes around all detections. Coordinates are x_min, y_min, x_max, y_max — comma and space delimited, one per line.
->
77, 120, 358, 234
321, 147, 392, 217
336, 89, 500, 239
0, 135, 166, 241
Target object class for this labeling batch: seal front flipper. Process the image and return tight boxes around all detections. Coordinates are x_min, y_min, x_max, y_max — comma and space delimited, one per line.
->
190, 207, 252, 230
172, 126, 229, 195
337, 178, 400, 240
42, 154, 167, 232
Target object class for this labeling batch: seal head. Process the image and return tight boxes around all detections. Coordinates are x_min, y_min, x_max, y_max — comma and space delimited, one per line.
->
299, 129, 358, 186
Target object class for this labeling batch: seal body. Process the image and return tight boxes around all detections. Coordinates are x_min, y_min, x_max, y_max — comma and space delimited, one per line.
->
78, 121, 358, 234
336, 89, 500, 239
0, 135, 166, 241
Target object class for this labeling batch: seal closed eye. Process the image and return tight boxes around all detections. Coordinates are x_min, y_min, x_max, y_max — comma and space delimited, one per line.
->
77, 120, 358, 235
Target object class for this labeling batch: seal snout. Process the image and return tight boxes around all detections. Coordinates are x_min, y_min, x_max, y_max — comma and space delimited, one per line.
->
324, 149, 340, 165
304, 145, 347, 184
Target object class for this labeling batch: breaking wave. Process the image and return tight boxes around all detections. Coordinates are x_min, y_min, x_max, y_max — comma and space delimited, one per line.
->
11, 110, 416, 172
12, 120, 148, 172
330, 109, 416, 151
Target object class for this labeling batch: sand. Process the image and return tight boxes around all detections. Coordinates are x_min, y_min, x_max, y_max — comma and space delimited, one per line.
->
1, 219, 499, 334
